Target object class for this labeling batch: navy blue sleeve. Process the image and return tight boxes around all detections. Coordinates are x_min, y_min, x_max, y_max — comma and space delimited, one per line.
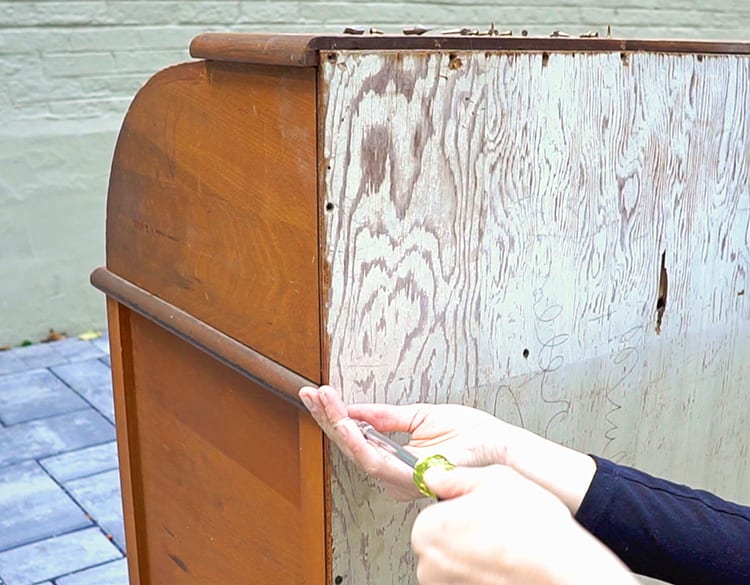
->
575, 456, 750, 585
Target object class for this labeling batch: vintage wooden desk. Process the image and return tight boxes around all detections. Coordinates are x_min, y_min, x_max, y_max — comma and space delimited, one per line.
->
92, 33, 750, 584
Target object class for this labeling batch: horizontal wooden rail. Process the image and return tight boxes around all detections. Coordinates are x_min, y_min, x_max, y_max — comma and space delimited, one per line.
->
90, 267, 312, 409
190, 33, 319, 66
189, 33, 750, 66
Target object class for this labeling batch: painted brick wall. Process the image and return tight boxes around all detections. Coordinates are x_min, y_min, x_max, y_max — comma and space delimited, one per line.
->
1, 1, 749, 344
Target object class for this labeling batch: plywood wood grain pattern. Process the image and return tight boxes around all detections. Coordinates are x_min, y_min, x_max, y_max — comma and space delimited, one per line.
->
320, 51, 750, 583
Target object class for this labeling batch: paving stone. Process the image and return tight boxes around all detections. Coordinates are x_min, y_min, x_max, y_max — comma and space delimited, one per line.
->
0, 527, 121, 585
0, 410, 115, 468
11, 343, 68, 370
91, 334, 110, 355
51, 360, 115, 422
65, 470, 126, 551
51, 359, 112, 393
0, 461, 91, 552
49, 338, 105, 363
0, 350, 27, 376
56, 557, 128, 585
39, 441, 119, 483
0, 369, 89, 425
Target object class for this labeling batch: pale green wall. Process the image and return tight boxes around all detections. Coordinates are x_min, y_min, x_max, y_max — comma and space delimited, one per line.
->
1, 1, 749, 344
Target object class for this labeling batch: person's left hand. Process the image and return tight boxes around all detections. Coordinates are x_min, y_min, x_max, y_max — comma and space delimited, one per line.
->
411, 465, 638, 585
298, 385, 524, 500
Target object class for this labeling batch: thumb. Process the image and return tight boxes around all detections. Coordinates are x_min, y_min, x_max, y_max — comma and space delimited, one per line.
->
423, 465, 511, 500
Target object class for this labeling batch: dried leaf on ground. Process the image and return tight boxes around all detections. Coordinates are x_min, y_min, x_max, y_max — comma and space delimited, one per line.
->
78, 330, 103, 341
41, 329, 67, 343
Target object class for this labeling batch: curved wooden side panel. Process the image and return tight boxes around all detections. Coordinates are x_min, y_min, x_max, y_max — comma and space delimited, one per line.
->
106, 59, 321, 382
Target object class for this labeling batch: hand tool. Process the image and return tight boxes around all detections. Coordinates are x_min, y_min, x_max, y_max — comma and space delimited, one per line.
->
355, 419, 455, 498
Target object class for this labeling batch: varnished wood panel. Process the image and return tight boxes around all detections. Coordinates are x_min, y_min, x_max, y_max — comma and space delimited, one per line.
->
92, 268, 313, 405
107, 60, 320, 381
125, 313, 324, 584
107, 299, 145, 585
321, 51, 750, 583
190, 33, 319, 66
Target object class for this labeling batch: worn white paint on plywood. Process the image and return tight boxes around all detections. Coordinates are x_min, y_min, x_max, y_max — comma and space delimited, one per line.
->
321, 50, 750, 584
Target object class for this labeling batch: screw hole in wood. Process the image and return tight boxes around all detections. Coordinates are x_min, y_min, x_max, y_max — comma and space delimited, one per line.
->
448, 53, 463, 70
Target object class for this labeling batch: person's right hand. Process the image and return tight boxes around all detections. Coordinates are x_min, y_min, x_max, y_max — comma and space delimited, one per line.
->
411, 465, 638, 585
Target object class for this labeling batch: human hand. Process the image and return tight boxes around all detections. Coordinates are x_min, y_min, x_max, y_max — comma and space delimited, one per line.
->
299, 385, 597, 512
298, 385, 522, 500
411, 465, 638, 585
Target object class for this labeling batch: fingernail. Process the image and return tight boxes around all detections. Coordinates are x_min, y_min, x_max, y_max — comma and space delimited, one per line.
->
300, 395, 314, 411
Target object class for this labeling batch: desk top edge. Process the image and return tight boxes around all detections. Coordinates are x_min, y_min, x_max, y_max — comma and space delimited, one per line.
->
189, 32, 750, 67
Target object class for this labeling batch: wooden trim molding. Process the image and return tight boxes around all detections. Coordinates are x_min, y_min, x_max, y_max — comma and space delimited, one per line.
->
190, 33, 320, 66
91, 267, 312, 407
189, 32, 750, 65
106, 298, 146, 585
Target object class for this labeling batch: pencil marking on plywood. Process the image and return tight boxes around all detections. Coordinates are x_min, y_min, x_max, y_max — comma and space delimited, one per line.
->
321, 50, 750, 584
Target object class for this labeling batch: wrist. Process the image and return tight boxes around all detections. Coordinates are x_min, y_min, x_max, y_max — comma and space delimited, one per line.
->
504, 429, 597, 515
552, 524, 638, 585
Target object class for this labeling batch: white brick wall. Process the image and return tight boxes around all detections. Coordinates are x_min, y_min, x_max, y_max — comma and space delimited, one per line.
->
0, 0, 749, 343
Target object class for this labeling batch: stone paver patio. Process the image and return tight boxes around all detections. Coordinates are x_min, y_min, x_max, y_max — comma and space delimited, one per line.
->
0, 334, 128, 585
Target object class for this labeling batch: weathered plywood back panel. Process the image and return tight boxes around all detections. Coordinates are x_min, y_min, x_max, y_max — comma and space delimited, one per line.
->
321, 51, 750, 583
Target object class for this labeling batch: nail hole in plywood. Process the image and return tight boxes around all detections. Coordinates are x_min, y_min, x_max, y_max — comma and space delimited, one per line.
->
620, 52, 629, 66
697, 54, 704, 62
448, 53, 463, 70
334, 577, 344, 585
325, 202, 335, 212
655, 251, 668, 334
327, 52, 337, 63
522, 348, 530, 359
541, 52, 550, 67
